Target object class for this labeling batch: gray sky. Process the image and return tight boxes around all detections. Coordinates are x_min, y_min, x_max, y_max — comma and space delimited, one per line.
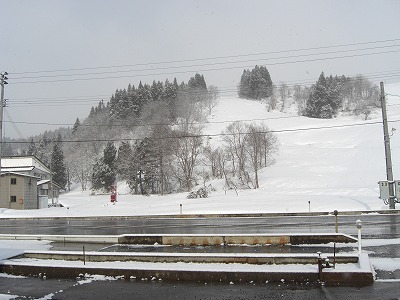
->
1, 0, 400, 139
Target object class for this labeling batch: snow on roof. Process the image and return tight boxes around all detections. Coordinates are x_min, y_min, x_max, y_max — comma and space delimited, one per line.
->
0, 167, 34, 172
37, 179, 62, 189
1, 156, 50, 173
0, 172, 39, 179
37, 179, 50, 185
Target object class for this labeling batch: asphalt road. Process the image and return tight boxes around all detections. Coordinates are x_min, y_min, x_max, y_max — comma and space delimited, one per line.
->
1, 214, 399, 299
0, 214, 399, 238
1, 275, 400, 300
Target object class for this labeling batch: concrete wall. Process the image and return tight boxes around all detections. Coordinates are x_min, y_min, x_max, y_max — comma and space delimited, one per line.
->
0, 174, 38, 210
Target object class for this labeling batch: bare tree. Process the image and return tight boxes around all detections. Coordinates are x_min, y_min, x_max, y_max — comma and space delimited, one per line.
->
204, 85, 220, 115
244, 123, 278, 189
222, 121, 247, 181
150, 123, 175, 195
203, 142, 225, 179
293, 85, 310, 115
220, 122, 278, 189
279, 82, 289, 112
66, 141, 97, 191
266, 84, 278, 111
171, 126, 203, 192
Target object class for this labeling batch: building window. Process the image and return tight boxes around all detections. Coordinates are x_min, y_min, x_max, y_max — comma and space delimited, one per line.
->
11, 178, 17, 185
10, 196, 17, 202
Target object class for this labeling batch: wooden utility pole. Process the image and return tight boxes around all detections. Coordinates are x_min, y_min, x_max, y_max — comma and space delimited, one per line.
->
380, 82, 395, 209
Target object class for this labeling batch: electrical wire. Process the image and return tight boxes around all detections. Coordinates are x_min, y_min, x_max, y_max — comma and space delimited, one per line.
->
5, 118, 399, 145
10, 44, 400, 80
4, 115, 303, 128
6, 69, 400, 106
9, 49, 400, 85
386, 93, 400, 98
9, 37, 400, 75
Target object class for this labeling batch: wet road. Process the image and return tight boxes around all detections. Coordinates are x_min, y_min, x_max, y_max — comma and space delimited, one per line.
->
1, 275, 400, 300
0, 214, 399, 238
1, 214, 400, 299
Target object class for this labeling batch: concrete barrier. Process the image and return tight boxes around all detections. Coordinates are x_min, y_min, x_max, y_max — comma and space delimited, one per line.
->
0, 252, 373, 287
0, 233, 357, 246
20, 251, 359, 265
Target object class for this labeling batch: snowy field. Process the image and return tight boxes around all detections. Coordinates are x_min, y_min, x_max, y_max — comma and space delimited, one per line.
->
0, 84, 399, 218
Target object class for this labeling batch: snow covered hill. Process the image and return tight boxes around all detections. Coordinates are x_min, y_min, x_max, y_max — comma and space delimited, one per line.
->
1, 83, 399, 218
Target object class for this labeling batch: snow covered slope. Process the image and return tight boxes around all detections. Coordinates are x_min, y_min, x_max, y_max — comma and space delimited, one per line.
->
1, 83, 399, 218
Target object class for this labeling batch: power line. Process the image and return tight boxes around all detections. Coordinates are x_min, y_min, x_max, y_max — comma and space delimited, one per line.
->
5, 97, 393, 127
5, 119, 399, 145
10, 44, 400, 80
7, 69, 400, 105
9, 49, 400, 85
9, 37, 400, 75
387, 93, 400, 98
5, 115, 303, 128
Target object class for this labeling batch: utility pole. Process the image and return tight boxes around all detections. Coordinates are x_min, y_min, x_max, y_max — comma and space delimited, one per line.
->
380, 81, 395, 209
0, 71, 8, 205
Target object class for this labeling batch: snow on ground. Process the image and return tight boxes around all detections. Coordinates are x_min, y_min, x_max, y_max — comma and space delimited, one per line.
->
1, 85, 400, 298
0, 240, 52, 261
1, 83, 399, 218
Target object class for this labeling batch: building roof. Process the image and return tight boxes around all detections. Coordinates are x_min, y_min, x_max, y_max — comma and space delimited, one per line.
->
1, 156, 51, 174
0, 171, 39, 179
1, 166, 35, 172
37, 179, 62, 189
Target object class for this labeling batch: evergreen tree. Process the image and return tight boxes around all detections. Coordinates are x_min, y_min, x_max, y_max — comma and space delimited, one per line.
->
109, 90, 119, 119
103, 141, 117, 170
186, 73, 208, 103
36, 139, 48, 165
151, 80, 164, 101
72, 118, 80, 134
27, 138, 37, 156
91, 141, 117, 191
2, 143, 13, 156
51, 134, 67, 189
188, 73, 207, 90
304, 72, 341, 119
129, 137, 159, 195
238, 66, 273, 100
91, 159, 115, 191
136, 82, 152, 110
116, 141, 134, 180
238, 69, 251, 98
164, 78, 179, 121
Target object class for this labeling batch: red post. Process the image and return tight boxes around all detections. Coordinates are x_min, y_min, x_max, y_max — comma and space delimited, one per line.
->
110, 185, 117, 202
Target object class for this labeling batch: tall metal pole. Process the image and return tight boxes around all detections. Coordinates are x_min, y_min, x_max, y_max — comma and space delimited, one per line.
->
380, 82, 395, 209
0, 72, 6, 205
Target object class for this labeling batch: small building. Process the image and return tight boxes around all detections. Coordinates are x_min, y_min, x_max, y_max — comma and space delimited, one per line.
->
37, 179, 62, 204
0, 155, 61, 209
0, 172, 40, 209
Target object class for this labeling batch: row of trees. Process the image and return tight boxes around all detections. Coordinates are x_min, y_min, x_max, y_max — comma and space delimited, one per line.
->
65, 74, 219, 192
238, 65, 273, 100
86, 73, 217, 125
237, 66, 380, 120
304, 72, 380, 119
91, 121, 278, 194
15, 68, 379, 195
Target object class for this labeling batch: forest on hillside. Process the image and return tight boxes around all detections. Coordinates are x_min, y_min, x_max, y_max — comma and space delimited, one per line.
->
2, 68, 381, 196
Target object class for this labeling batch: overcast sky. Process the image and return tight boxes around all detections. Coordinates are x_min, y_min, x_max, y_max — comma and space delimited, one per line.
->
1, 0, 400, 139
